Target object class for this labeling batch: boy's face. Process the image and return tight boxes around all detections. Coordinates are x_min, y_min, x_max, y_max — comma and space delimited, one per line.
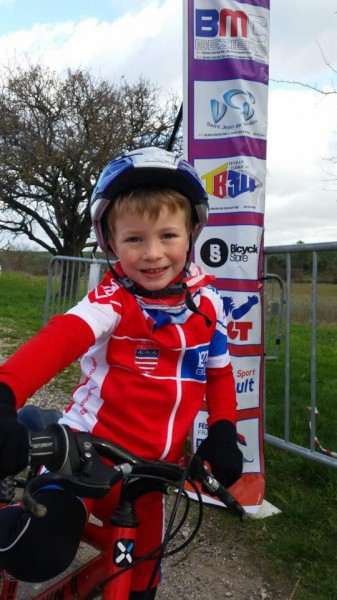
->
110, 205, 190, 291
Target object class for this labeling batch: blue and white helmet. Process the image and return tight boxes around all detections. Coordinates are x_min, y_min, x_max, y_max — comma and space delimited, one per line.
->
90, 147, 209, 255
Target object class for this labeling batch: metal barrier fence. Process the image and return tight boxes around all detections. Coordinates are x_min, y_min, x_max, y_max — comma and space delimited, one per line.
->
264, 241, 337, 468
44, 243, 337, 468
43, 256, 108, 325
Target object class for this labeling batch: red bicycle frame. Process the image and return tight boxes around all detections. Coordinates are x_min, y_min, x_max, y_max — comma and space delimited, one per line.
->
0, 416, 246, 600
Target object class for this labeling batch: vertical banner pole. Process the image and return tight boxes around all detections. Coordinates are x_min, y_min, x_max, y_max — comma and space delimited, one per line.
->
184, 0, 270, 512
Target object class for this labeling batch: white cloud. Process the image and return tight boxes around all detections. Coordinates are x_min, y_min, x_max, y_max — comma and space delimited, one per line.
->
0, 0, 336, 248
265, 88, 337, 246
0, 0, 182, 92
270, 0, 337, 87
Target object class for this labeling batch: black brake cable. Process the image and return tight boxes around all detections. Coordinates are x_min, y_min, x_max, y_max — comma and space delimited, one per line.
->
141, 456, 194, 599
86, 463, 203, 599
163, 478, 203, 557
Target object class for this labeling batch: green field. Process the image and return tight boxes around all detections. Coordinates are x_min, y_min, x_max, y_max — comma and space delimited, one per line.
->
263, 279, 337, 599
0, 271, 81, 395
1, 271, 337, 599
265, 281, 337, 452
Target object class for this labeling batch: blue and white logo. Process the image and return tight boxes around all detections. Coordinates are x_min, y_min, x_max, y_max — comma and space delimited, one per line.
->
211, 89, 255, 124
114, 539, 134, 567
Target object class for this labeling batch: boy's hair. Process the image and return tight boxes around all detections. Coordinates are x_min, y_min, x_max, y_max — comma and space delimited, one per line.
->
107, 187, 193, 241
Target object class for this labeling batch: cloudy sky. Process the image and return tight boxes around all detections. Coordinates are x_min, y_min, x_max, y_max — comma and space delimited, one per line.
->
0, 0, 336, 247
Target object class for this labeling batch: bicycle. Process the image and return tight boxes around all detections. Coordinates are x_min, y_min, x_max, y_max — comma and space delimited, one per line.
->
0, 406, 246, 600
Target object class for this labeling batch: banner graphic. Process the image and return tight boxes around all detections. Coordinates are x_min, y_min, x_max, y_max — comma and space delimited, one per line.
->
183, 0, 270, 512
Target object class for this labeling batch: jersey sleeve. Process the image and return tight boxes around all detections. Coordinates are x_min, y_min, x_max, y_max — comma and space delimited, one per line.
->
0, 278, 123, 409
206, 363, 237, 426
0, 314, 95, 408
205, 291, 237, 426
67, 276, 123, 338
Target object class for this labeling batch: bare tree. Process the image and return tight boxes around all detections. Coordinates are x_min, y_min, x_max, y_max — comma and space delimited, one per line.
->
0, 62, 181, 256
271, 42, 337, 192
271, 41, 337, 93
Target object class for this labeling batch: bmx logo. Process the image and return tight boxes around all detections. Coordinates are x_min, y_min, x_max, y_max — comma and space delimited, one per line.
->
114, 539, 134, 567
194, 8, 269, 64
211, 89, 255, 124
195, 8, 249, 38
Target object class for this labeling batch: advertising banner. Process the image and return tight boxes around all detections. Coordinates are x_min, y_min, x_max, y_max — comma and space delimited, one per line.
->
183, 0, 270, 512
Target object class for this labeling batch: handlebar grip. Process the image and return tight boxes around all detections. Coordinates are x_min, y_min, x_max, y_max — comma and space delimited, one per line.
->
202, 472, 247, 521
187, 454, 247, 521
23, 462, 133, 517
211, 481, 247, 522
29, 424, 70, 472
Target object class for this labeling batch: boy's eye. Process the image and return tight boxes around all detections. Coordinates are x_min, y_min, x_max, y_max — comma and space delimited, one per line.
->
162, 232, 177, 239
125, 236, 141, 243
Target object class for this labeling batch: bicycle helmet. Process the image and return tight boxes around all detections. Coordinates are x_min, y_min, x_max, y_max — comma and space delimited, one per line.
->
90, 147, 209, 257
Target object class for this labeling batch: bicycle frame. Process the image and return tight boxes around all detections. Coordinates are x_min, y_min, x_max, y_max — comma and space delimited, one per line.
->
0, 411, 246, 600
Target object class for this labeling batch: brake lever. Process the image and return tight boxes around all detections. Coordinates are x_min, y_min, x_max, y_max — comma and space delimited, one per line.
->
24, 435, 133, 517
186, 454, 247, 521
201, 471, 247, 521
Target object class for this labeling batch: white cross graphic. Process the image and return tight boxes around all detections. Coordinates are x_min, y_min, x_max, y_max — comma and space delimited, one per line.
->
115, 541, 133, 564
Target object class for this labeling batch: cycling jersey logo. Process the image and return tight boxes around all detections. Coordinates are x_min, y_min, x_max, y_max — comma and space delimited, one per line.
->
201, 163, 261, 200
211, 89, 255, 124
196, 350, 209, 376
134, 344, 159, 372
182, 345, 210, 383
114, 539, 134, 567
89, 278, 120, 304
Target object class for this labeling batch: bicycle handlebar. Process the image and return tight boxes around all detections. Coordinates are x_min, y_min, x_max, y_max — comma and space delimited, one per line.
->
27, 424, 247, 521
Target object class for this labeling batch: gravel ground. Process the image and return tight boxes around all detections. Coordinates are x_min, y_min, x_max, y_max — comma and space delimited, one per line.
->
13, 498, 289, 600
13, 501, 290, 600
157, 502, 290, 600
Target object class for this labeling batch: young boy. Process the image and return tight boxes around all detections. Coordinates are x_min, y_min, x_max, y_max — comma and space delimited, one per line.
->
0, 147, 242, 599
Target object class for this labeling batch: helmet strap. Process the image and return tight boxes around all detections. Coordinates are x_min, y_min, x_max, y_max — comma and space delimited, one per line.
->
181, 282, 212, 327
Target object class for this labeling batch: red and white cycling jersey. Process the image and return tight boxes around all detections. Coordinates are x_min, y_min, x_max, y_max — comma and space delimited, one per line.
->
0, 263, 237, 463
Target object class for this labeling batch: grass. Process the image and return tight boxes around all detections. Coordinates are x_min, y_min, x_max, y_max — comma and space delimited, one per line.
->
0, 271, 80, 395
263, 280, 337, 599
290, 282, 337, 325
0, 271, 47, 340
1, 272, 337, 598
265, 282, 337, 451
265, 322, 337, 450
260, 447, 337, 599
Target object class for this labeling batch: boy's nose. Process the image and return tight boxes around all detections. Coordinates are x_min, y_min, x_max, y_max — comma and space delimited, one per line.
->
143, 239, 162, 259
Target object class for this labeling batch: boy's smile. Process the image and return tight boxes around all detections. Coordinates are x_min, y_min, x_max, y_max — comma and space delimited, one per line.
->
110, 206, 190, 292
